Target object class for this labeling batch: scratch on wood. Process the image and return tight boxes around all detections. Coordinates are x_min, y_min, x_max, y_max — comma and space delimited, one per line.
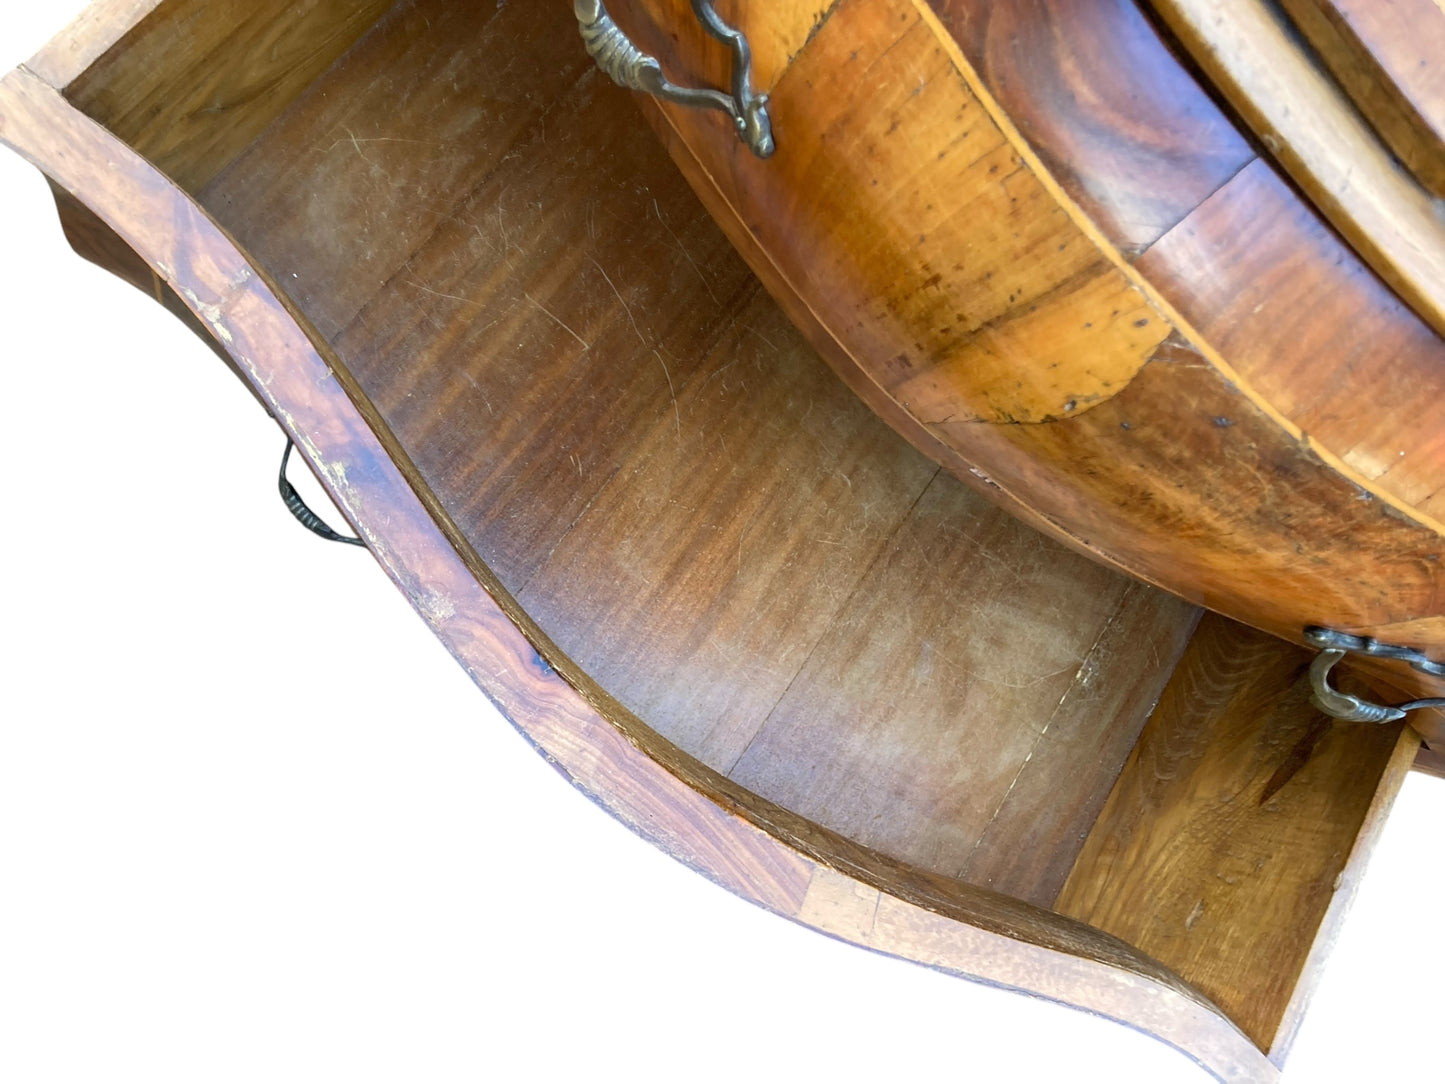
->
406, 279, 482, 307
329, 130, 439, 156
589, 254, 647, 345
523, 291, 590, 349
956, 586, 1134, 878
1185, 899, 1206, 930
653, 197, 720, 304
654, 349, 682, 436
180, 286, 234, 344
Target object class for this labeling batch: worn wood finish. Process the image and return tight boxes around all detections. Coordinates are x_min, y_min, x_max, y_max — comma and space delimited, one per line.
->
193, 0, 1197, 902
46, 176, 264, 403
957, 583, 1201, 901
929, 1, 1445, 523
1056, 613, 1417, 1055
7, 0, 1432, 1074
929, 0, 1256, 256
726, 484, 1196, 900
1278, 0, 1445, 198
64, 0, 394, 192
1136, 159, 1445, 516
619, 0, 1445, 730
24, 0, 159, 89
0, 48, 1283, 1084
1148, 0, 1445, 342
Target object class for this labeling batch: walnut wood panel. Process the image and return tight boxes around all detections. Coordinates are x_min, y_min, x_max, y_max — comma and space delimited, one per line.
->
1279, 0, 1445, 198
904, 5, 1445, 542
24, 0, 159, 90
516, 294, 941, 771
47, 176, 156, 295
1137, 158, 1445, 516
929, 0, 1256, 255
47, 177, 265, 406
929, 1, 1445, 524
0, 47, 1277, 1084
202, 0, 756, 588
196, 0, 1195, 892
1056, 613, 1417, 1055
958, 583, 1200, 902
1148, 0, 1445, 343
64, 0, 395, 192
728, 477, 1196, 897
616, 0, 1445, 736
920, 1, 1445, 546
200, 0, 589, 346
625, 1, 1170, 433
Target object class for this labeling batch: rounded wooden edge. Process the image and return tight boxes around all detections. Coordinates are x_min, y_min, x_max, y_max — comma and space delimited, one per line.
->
1150, 0, 1445, 342
25, 0, 160, 90
619, 0, 1445, 737
0, 65, 1275, 1083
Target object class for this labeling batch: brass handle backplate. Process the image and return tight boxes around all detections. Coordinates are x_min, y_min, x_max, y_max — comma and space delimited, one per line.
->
575, 0, 775, 158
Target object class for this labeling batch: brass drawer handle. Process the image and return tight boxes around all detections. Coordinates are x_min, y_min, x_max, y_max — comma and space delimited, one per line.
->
575, 0, 775, 158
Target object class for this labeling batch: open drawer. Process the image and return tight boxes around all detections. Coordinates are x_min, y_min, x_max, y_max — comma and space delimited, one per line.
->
0, 2, 1438, 1080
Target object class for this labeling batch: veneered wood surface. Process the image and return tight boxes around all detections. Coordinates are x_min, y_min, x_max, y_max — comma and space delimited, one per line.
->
1056, 613, 1415, 1054
515, 291, 943, 772
0, 53, 1276, 1084
928, 2, 1445, 524
24, 0, 159, 89
198, 0, 1194, 904
617, 0, 1445, 734
47, 175, 155, 295
1136, 159, 1445, 515
957, 582, 1201, 900
727, 482, 1195, 898
1279, 0, 1445, 197
64, 0, 394, 192
47, 176, 265, 404
930, 0, 1255, 256
1149, 0, 1445, 343
1266, 713, 1419, 1066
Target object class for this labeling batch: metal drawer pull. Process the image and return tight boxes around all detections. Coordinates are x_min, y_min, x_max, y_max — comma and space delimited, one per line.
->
1304, 626, 1445, 722
575, 0, 775, 158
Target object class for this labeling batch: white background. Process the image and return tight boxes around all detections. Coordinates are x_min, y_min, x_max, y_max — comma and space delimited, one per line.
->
1, 4, 1440, 1082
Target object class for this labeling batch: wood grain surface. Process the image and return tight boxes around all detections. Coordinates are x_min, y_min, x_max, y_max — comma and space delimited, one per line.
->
23, 0, 159, 89
46, 177, 265, 404
1149, 0, 1445, 342
195, 0, 1199, 906
65, 0, 393, 192
0, 45, 1278, 1083
1278, 0, 1445, 197
618, 0, 1445, 734
8, 1, 1429, 1074
931, 0, 1255, 256
1057, 613, 1417, 1056
1135, 158, 1445, 519
932, 0, 1445, 525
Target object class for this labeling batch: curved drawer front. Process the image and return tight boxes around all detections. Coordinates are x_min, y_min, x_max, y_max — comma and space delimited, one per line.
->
604, 0, 1445, 721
